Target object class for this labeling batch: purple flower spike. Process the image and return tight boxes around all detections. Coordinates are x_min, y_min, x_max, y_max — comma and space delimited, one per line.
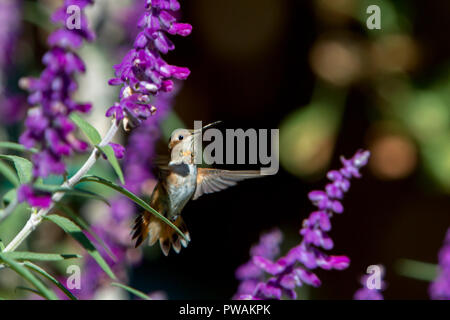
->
106, 0, 191, 128
235, 150, 370, 300
430, 228, 450, 300
18, 0, 95, 202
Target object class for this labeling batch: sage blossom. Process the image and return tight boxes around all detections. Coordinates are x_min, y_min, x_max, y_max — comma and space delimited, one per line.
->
236, 150, 370, 300
0, 0, 26, 125
17, 0, 95, 207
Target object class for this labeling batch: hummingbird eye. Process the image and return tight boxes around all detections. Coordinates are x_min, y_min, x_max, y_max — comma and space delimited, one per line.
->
178, 135, 184, 141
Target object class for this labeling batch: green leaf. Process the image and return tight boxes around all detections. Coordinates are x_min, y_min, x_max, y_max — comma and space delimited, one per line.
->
2, 252, 81, 262
78, 175, 189, 242
34, 184, 110, 206
0, 142, 38, 154
55, 203, 117, 262
69, 113, 101, 145
2, 189, 17, 206
0, 239, 5, 251
0, 160, 20, 186
0, 155, 33, 184
0, 253, 58, 300
24, 261, 77, 300
111, 282, 151, 300
44, 214, 116, 279
15, 286, 47, 299
97, 145, 125, 185
395, 258, 438, 282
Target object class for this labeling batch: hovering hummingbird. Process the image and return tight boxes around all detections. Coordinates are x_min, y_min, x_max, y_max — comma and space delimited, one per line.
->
132, 122, 261, 255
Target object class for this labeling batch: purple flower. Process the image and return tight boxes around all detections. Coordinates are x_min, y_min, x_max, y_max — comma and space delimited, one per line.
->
109, 143, 125, 159
123, 88, 178, 193
106, 0, 191, 128
430, 228, 450, 300
18, 0, 95, 207
233, 229, 283, 299
235, 150, 370, 300
353, 265, 386, 300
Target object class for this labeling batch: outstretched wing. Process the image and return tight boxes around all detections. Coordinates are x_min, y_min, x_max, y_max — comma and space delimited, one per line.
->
193, 168, 261, 200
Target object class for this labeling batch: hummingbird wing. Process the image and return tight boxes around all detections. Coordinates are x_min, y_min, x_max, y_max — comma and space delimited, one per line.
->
193, 168, 261, 200
152, 155, 171, 179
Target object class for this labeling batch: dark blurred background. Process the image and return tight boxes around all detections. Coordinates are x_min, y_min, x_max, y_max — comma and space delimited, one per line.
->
1, 0, 450, 299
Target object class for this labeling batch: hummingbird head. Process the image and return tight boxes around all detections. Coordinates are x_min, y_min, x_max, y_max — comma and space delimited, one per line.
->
168, 128, 196, 164
168, 121, 222, 165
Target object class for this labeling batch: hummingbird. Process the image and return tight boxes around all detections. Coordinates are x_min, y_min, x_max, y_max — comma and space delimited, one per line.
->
132, 122, 261, 256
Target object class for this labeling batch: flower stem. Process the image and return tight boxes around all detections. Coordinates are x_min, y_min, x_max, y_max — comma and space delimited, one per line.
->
3, 120, 120, 253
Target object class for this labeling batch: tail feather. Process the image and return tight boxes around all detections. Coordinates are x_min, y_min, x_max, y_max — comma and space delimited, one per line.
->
132, 213, 149, 248
132, 212, 190, 256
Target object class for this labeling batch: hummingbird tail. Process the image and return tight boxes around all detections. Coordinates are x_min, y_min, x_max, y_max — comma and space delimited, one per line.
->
132, 211, 153, 248
132, 212, 190, 256
159, 215, 190, 256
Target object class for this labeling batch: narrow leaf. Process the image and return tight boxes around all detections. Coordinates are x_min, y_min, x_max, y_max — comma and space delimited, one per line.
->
0, 142, 38, 154
69, 113, 101, 145
0, 160, 20, 186
2, 189, 17, 206
0, 253, 58, 300
24, 261, 77, 300
78, 175, 189, 242
2, 252, 81, 262
55, 203, 117, 262
44, 214, 116, 279
97, 145, 125, 185
111, 282, 151, 300
0, 155, 33, 184
34, 184, 110, 206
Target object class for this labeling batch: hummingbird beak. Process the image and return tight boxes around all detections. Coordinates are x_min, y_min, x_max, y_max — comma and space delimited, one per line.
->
191, 121, 222, 136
